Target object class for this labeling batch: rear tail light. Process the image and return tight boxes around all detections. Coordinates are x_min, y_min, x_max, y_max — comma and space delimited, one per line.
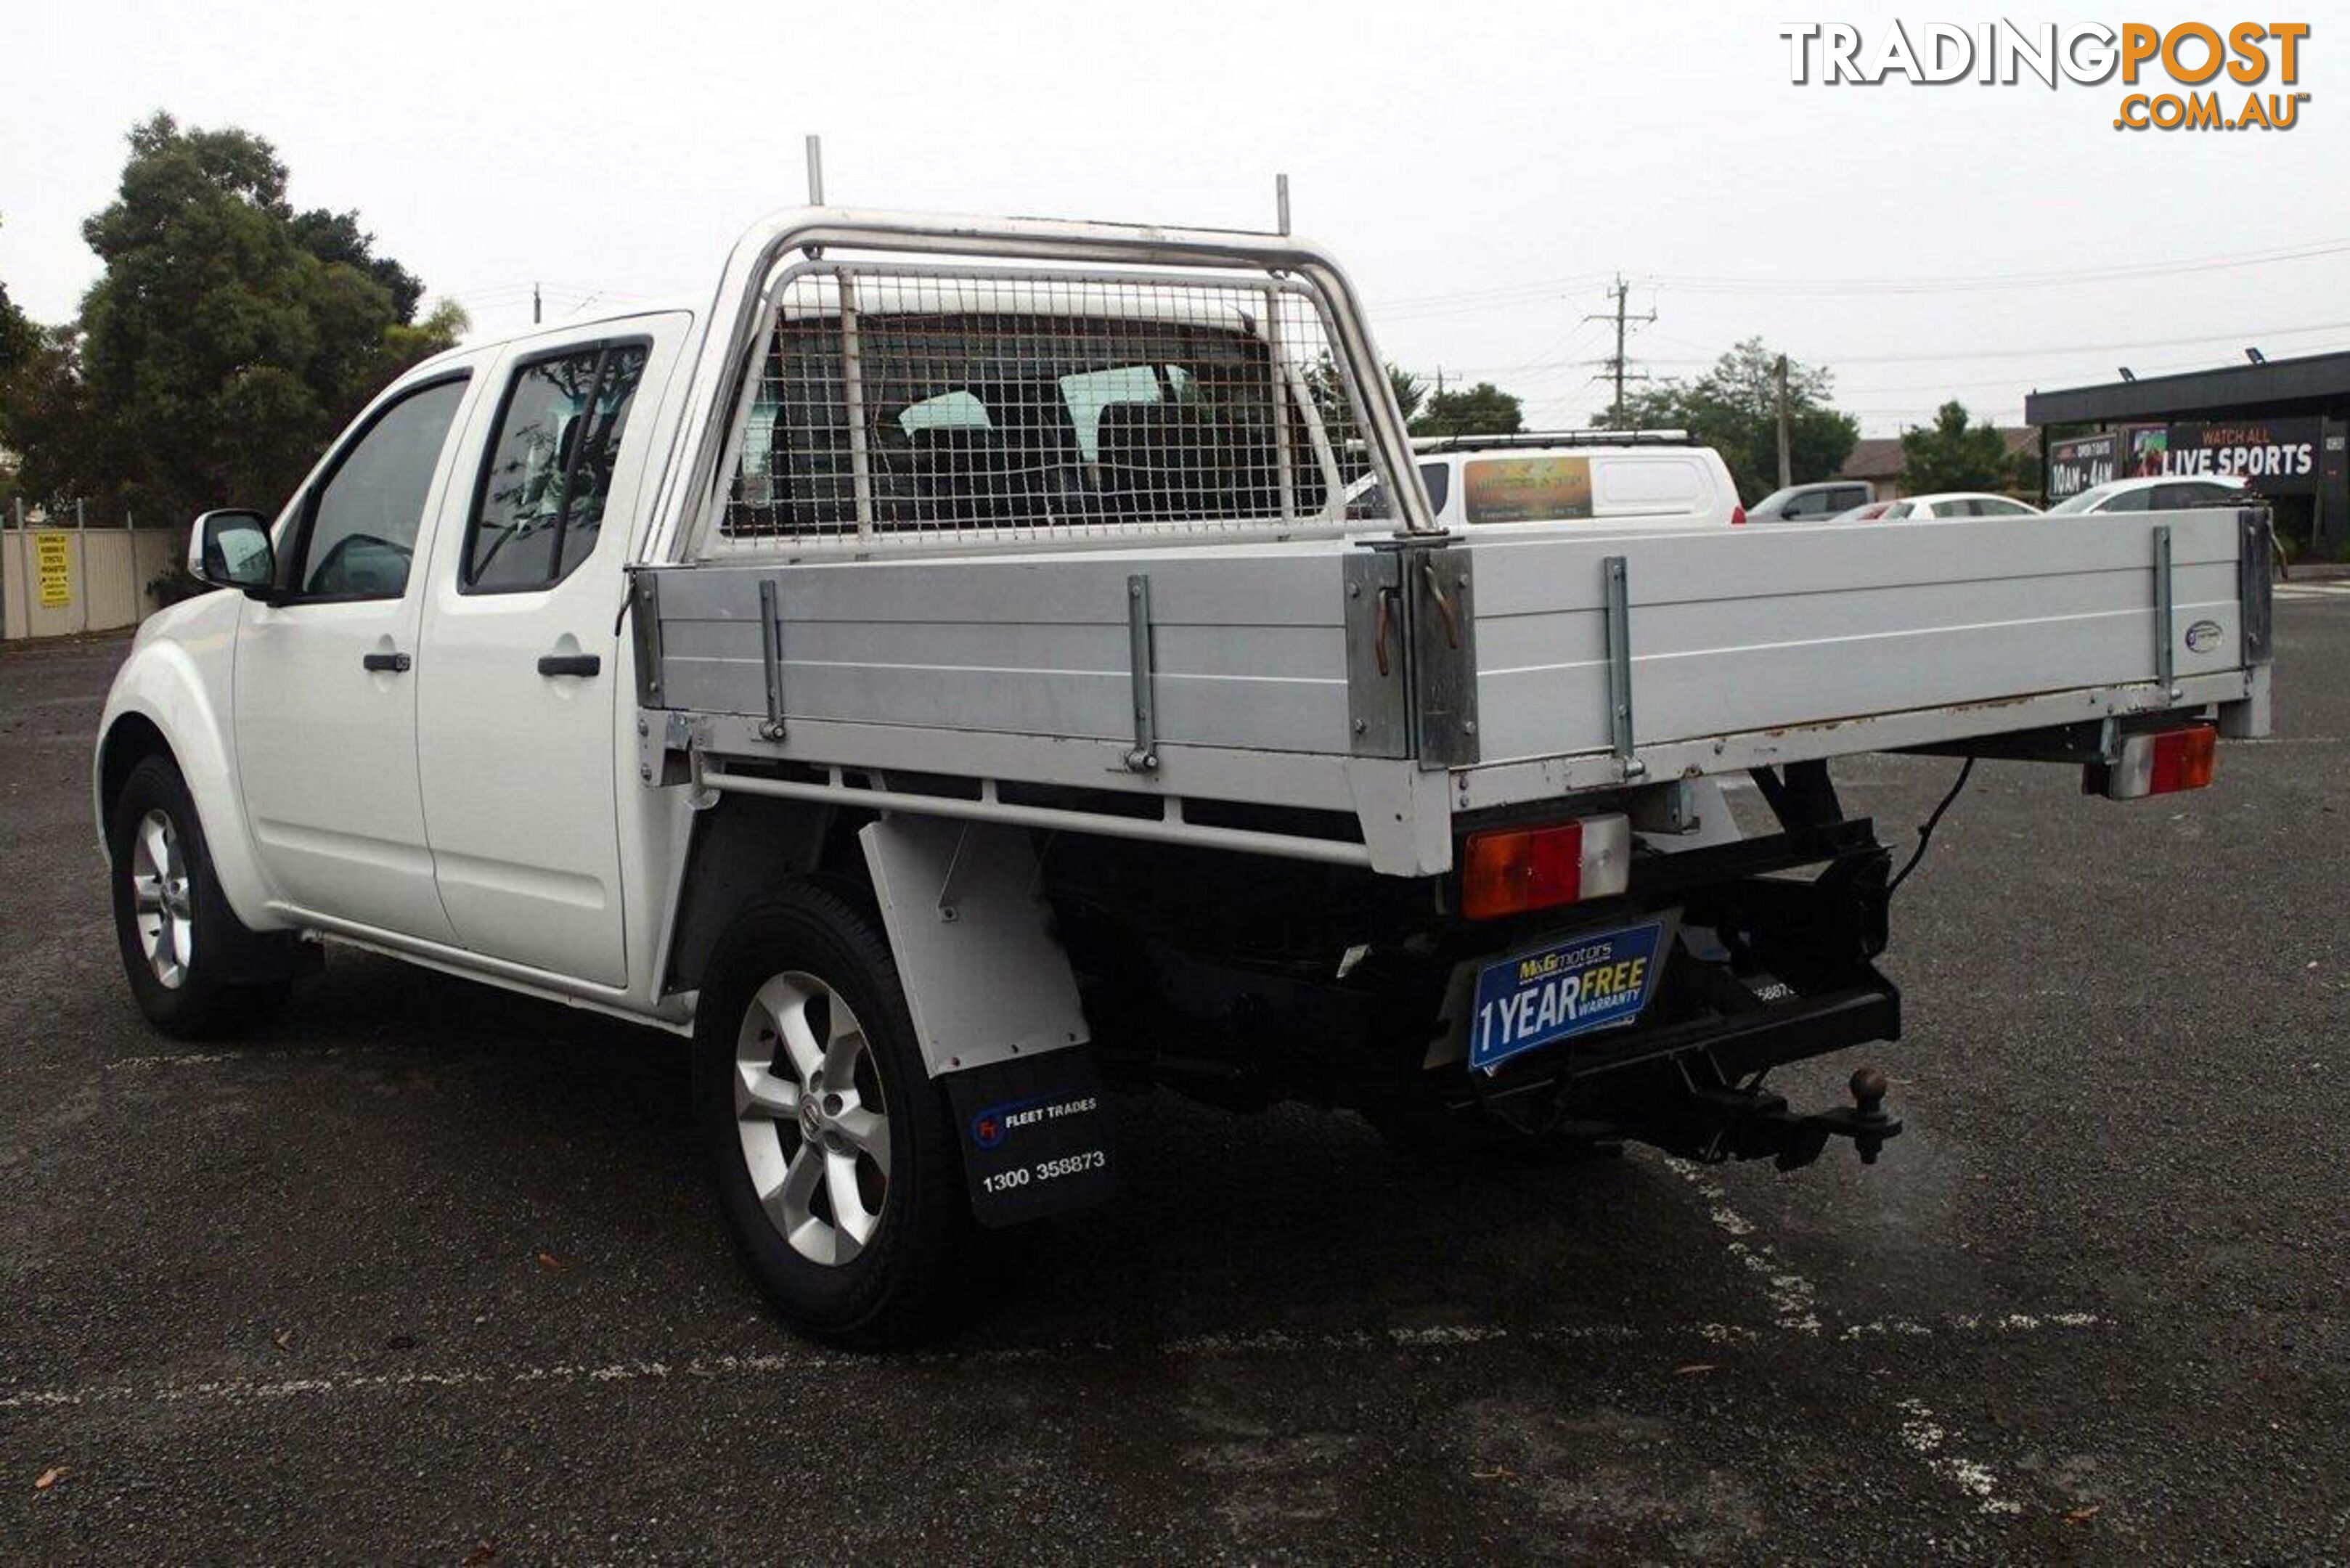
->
2091, 724, 2217, 800
1461, 814, 1631, 920
1729, 505, 1747, 526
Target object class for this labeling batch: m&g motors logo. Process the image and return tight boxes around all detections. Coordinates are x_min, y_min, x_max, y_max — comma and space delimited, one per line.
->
1778, 20, 2311, 130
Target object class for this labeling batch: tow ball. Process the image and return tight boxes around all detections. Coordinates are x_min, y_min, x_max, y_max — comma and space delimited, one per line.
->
1814, 1066, 1900, 1167
1687, 1065, 1904, 1171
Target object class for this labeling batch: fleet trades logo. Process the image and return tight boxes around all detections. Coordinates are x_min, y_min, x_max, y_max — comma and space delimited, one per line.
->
1779, 20, 2310, 130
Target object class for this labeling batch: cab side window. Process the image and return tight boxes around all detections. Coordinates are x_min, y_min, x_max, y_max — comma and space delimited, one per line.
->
293, 377, 469, 600
1419, 462, 1451, 516
465, 340, 650, 592
2151, 482, 2228, 510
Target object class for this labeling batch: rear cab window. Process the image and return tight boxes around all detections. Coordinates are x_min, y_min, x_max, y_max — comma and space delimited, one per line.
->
464, 339, 651, 592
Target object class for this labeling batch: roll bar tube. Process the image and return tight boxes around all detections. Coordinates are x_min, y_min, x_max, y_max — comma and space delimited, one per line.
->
642, 206, 1435, 560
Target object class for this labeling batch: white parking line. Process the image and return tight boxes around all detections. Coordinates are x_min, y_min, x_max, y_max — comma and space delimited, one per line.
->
0, 1311, 2107, 1414
1664, 1156, 1823, 1333
1662, 1154, 2059, 1518
102, 1050, 246, 1071
2274, 581, 2350, 600
104, 1047, 350, 1071
1896, 1397, 2027, 1516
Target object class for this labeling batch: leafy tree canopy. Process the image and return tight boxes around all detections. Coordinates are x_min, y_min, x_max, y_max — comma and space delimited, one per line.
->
1411, 380, 1522, 439
0, 229, 36, 383
0, 219, 43, 469
1897, 400, 2030, 496
1386, 364, 1427, 425
4, 113, 463, 520
1604, 338, 1858, 505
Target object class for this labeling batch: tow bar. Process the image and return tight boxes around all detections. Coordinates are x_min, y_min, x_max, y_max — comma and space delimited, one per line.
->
1664, 1066, 1903, 1171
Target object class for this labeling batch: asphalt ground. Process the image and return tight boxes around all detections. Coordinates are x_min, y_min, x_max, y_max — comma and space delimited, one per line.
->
1, 601, 2344, 1564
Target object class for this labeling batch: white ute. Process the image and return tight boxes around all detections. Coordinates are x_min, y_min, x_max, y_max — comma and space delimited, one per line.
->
98, 203, 2275, 1345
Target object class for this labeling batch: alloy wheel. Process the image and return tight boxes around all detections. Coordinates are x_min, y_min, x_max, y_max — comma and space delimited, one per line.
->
733, 971, 892, 1265
128, 808, 193, 989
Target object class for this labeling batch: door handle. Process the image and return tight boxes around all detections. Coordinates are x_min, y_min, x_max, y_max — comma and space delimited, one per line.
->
537, 653, 602, 678
362, 650, 412, 674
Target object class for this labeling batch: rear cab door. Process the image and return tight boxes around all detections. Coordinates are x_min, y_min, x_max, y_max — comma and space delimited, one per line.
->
415, 314, 688, 987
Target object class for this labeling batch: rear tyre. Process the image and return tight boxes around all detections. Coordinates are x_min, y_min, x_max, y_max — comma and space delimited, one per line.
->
692, 886, 970, 1348
107, 755, 295, 1039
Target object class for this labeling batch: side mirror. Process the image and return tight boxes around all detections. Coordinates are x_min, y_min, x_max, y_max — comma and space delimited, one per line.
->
189, 509, 276, 596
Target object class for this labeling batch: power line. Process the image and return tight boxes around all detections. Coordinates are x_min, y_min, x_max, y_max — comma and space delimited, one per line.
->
1366, 237, 2350, 322
1648, 316, 2350, 369
1370, 271, 1615, 317
1636, 237, 2350, 298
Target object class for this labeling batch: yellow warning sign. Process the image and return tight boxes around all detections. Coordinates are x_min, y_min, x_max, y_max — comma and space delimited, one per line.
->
33, 531, 73, 609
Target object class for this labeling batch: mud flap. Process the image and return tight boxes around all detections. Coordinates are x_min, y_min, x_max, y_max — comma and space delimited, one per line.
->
941, 1048, 1118, 1227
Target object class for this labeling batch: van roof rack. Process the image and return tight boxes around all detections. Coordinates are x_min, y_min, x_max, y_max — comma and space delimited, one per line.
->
1408, 428, 1692, 453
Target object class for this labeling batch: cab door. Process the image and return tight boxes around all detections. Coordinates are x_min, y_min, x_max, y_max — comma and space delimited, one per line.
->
415, 319, 682, 987
234, 369, 480, 941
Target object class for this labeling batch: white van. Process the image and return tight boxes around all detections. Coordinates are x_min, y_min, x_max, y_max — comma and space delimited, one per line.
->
1350, 432, 1742, 531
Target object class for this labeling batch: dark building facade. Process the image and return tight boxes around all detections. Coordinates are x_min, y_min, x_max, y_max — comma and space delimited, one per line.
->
2026, 348, 2350, 556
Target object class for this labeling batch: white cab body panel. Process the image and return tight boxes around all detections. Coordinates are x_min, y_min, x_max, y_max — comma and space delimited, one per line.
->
232, 366, 487, 944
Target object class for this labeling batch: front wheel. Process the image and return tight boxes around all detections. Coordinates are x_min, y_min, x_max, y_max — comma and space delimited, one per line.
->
692, 886, 971, 1347
108, 755, 293, 1038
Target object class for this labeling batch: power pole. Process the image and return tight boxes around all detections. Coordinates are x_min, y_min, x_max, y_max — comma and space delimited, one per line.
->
1585, 275, 1655, 425
1775, 354, 1793, 489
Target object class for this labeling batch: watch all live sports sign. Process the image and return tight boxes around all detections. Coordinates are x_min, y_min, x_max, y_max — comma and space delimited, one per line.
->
2126, 417, 2322, 490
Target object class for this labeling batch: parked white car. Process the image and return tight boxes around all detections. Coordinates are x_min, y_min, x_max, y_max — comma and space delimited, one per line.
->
1352, 432, 1742, 530
1880, 492, 2043, 520
2047, 475, 2247, 515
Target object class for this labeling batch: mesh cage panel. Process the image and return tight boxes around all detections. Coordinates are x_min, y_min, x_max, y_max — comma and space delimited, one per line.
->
719, 266, 1384, 549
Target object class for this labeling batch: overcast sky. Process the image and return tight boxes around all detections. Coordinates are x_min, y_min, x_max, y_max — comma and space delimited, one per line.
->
3, 1, 2339, 436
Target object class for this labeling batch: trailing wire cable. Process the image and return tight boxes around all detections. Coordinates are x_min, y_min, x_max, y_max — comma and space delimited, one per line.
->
1888, 759, 1976, 895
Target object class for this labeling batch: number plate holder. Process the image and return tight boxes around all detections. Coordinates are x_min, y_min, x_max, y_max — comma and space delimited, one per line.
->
1468, 915, 1673, 1073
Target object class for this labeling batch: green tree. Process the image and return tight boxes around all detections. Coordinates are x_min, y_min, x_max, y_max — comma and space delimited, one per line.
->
1607, 338, 1858, 505
1, 325, 94, 508
290, 208, 426, 322
1386, 364, 1427, 424
1897, 400, 2028, 495
0, 237, 36, 383
0, 219, 44, 497
1411, 380, 1522, 438
44, 113, 463, 523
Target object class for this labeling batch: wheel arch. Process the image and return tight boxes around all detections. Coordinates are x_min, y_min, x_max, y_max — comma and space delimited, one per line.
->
662, 793, 871, 997
95, 635, 281, 933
